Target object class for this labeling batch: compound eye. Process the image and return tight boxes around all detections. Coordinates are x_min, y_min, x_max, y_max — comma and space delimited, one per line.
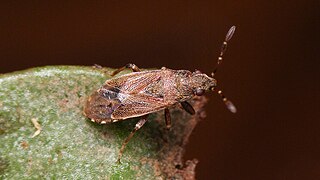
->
194, 88, 205, 96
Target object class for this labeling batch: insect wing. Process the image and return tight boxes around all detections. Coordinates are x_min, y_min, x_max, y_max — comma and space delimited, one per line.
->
111, 93, 167, 119
106, 70, 162, 94
105, 70, 171, 119
84, 90, 121, 123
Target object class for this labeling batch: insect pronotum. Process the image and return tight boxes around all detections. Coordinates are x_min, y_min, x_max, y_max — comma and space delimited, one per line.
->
84, 26, 237, 163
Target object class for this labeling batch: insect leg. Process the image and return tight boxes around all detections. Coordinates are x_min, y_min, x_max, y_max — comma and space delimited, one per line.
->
164, 108, 171, 129
117, 115, 148, 163
181, 101, 195, 115
92, 64, 103, 69
111, 63, 141, 76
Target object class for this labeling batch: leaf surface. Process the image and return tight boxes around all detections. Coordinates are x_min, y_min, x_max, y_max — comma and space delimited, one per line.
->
0, 66, 206, 179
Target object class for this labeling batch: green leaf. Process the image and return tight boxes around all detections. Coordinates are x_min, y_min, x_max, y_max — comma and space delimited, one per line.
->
0, 66, 206, 179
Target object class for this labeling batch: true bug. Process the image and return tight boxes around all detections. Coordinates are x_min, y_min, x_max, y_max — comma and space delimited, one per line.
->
84, 26, 237, 163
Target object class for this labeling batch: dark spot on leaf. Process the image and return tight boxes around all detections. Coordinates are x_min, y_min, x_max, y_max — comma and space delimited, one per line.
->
20, 141, 29, 149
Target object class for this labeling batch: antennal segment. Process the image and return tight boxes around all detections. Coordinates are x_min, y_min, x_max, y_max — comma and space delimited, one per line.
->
211, 26, 236, 77
217, 90, 237, 113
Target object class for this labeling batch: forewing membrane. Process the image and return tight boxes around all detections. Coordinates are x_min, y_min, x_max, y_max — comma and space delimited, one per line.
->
106, 71, 162, 94
111, 93, 167, 119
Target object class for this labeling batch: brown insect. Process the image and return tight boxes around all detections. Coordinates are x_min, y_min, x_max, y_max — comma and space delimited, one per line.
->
84, 26, 237, 163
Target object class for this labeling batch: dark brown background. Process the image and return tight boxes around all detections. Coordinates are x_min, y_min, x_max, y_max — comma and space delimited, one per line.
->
0, 1, 319, 179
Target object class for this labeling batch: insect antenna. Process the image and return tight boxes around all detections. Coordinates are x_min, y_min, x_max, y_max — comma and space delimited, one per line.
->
211, 26, 236, 77
216, 89, 237, 113
210, 26, 237, 113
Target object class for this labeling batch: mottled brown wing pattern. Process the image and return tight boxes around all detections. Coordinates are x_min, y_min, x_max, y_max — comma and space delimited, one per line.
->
111, 93, 168, 119
86, 69, 184, 121
105, 70, 163, 94
83, 89, 121, 123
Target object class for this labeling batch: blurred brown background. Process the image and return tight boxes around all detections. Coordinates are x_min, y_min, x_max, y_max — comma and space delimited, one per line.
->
0, 1, 319, 179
